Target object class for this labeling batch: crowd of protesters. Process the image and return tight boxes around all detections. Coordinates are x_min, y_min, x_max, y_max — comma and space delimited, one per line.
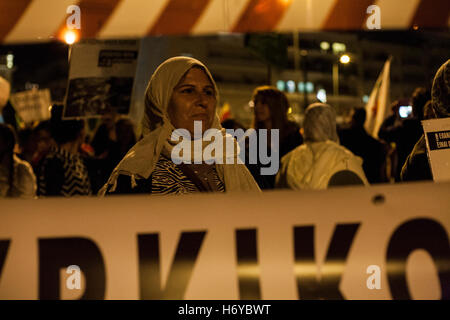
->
0, 58, 449, 198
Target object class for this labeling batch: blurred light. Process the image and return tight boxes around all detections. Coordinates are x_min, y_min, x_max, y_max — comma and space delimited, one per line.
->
300, 49, 308, 56
399, 105, 412, 118
413, 25, 419, 30
287, 107, 292, 114
306, 82, 314, 93
286, 80, 295, 93
320, 41, 330, 51
6, 54, 13, 69
340, 54, 350, 64
317, 89, 327, 103
363, 95, 369, 103
297, 82, 305, 92
248, 100, 254, 108
276, 80, 285, 91
332, 42, 346, 54
64, 30, 78, 45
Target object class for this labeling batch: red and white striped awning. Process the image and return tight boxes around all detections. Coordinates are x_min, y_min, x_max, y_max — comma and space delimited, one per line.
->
1, 0, 449, 44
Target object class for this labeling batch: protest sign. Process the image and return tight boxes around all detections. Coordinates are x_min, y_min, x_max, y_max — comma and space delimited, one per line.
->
423, 118, 450, 182
64, 40, 139, 119
10, 89, 51, 123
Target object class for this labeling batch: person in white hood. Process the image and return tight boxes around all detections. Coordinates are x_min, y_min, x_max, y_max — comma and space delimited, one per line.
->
275, 103, 368, 190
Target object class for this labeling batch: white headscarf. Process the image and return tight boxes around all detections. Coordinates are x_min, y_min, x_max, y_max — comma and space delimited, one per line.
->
303, 103, 339, 143
276, 102, 367, 190
99, 56, 260, 195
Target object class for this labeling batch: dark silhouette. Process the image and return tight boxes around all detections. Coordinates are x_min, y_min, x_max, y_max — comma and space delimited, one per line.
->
339, 107, 387, 184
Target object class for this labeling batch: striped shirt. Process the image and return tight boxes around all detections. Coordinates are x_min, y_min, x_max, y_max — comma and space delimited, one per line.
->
38, 146, 92, 197
109, 154, 225, 195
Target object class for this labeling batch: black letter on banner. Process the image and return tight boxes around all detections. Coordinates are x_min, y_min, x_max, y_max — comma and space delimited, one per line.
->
387, 218, 450, 300
235, 229, 261, 300
138, 231, 206, 299
39, 237, 106, 300
0, 240, 11, 281
294, 224, 360, 299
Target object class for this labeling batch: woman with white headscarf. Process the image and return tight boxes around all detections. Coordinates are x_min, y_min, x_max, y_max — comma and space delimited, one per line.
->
99, 56, 260, 195
275, 103, 368, 190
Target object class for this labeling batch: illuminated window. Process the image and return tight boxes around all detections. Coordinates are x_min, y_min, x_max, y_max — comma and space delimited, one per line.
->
320, 41, 330, 51
332, 42, 346, 54
317, 89, 327, 103
286, 80, 296, 93
276, 80, 285, 91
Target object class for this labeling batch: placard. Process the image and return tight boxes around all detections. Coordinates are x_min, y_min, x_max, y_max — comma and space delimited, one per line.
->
63, 40, 140, 119
10, 89, 51, 123
422, 118, 450, 182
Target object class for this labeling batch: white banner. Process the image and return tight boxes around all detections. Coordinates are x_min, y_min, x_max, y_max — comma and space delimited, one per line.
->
0, 182, 449, 300
423, 118, 450, 182
10, 89, 51, 123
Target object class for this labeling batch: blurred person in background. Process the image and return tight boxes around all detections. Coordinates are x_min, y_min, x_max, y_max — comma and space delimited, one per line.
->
30, 120, 55, 169
17, 127, 35, 165
37, 105, 92, 196
402, 59, 450, 181
89, 117, 137, 193
378, 88, 430, 181
221, 118, 246, 131
0, 77, 18, 131
276, 103, 368, 190
114, 118, 137, 160
339, 107, 387, 184
0, 123, 36, 198
248, 86, 303, 189
423, 100, 436, 120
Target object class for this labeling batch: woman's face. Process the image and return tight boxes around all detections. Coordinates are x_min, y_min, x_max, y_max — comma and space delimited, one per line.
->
168, 67, 216, 135
254, 98, 271, 123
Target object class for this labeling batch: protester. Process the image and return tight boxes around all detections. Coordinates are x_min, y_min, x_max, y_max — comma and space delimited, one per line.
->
89, 117, 137, 193
37, 105, 92, 196
30, 120, 55, 169
221, 119, 246, 131
339, 107, 387, 184
247, 86, 303, 189
402, 59, 450, 181
100, 56, 260, 195
276, 103, 368, 190
378, 88, 430, 181
423, 100, 436, 120
0, 123, 36, 198
17, 127, 35, 164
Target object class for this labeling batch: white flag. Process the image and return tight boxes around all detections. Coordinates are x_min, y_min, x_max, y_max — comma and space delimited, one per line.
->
364, 58, 391, 138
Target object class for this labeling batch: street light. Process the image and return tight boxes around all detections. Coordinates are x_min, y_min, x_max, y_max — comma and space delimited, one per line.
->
333, 53, 351, 108
64, 30, 78, 45
340, 54, 350, 64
